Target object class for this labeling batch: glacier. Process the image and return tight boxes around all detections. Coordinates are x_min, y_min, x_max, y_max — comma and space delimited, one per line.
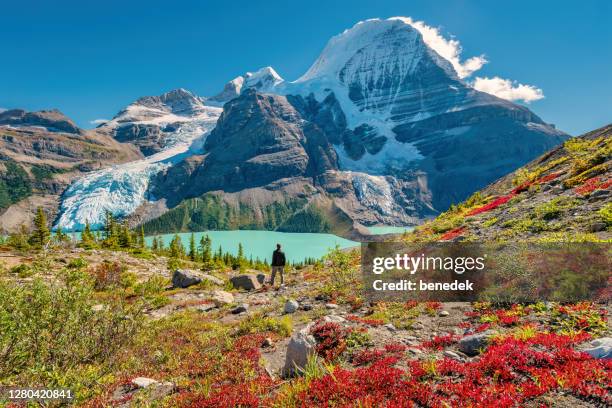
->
56, 105, 221, 231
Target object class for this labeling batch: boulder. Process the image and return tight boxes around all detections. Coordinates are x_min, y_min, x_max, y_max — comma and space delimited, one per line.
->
443, 350, 463, 361
458, 330, 495, 356
325, 303, 339, 310
132, 377, 159, 388
589, 222, 607, 232
231, 303, 249, 314
195, 303, 216, 312
172, 269, 224, 288
581, 337, 612, 359
211, 290, 234, 306
230, 274, 262, 291
282, 324, 317, 378
438, 310, 450, 317
284, 299, 300, 314
256, 273, 267, 284
323, 315, 346, 324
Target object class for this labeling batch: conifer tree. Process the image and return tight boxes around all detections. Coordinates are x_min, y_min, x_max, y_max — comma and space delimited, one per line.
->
237, 242, 244, 262
31, 207, 50, 247
200, 234, 212, 264
119, 221, 132, 248
169, 234, 184, 259
139, 225, 146, 248
151, 236, 159, 252
188, 233, 196, 261
55, 224, 68, 243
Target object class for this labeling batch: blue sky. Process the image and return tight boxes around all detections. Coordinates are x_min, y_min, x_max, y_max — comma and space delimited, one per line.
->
1, 0, 610, 135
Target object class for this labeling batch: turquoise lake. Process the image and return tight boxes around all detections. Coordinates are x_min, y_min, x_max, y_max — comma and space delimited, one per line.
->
62, 226, 413, 263
145, 230, 358, 264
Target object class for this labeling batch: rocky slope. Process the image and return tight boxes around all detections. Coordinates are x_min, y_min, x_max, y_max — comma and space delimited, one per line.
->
1, 241, 609, 407
0, 109, 141, 232
408, 124, 611, 242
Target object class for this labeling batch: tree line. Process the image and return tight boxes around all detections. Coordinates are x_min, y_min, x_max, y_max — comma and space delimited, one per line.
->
1, 208, 318, 271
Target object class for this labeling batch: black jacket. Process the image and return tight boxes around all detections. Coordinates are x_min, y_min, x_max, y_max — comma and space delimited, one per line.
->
272, 249, 286, 266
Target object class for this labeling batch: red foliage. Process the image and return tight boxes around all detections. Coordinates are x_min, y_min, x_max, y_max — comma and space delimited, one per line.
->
346, 315, 385, 326
298, 332, 611, 407
466, 194, 514, 217
425, 301, 443, 312
536, 172, 562, 184
311, 321, 351, 361
466, 171, 564, 217
439, 227, 466, 240
422, 334, 459, 350
405, 300, 419, 310
575, 176, 612, 195
169, 333, 277, 408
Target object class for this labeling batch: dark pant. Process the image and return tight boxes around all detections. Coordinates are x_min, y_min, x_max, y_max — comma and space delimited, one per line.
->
270, 266, 284, 285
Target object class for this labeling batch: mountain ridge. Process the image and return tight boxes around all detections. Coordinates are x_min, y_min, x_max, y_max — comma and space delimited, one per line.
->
1, 17, 571, 235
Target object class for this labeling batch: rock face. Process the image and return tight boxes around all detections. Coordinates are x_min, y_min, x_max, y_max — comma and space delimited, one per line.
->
113, 123, 166, 156
0, 108, 82, 134
282, 324, 317, 378
153, 90, 338, 206
230, 274, 262, 291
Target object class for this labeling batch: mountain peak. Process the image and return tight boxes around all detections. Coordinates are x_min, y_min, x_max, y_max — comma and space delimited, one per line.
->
296, 18, 456, 84
244, 66, 284, 92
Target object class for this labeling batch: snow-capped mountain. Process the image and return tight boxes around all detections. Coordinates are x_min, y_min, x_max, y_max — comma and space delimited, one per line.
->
56, 89, 222, 231
53, 17, 568, 236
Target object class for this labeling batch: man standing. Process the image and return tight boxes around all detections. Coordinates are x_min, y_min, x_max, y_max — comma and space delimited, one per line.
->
270, 243, 286, 286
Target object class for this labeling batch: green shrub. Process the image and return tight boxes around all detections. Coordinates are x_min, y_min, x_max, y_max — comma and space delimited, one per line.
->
237, 314, 293, 337
67, 257, 88, 269
9, 263, 33, 278
599, 203, 612, 227
0, 270, 143, 385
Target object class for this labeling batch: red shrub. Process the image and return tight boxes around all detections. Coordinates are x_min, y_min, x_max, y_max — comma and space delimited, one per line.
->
298, 329, 611, 407
466, 194, 514, 216
346, 315, 385, 326
575, 176, 612, 195
422, 334, 459, 350
311, 321, 351, 361
439, 227, 466, 240
536, 172, 562, 184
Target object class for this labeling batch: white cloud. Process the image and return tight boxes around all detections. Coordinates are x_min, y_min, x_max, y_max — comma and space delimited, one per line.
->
90, 118, 109, 125
472, 76, 544, 103
0, 108, 6, 113
390, 17, 487, 78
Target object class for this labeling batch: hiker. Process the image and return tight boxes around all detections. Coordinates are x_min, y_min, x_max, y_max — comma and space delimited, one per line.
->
270, 243, 286, 286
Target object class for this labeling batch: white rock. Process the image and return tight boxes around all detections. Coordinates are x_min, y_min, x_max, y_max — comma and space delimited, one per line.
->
131, 377, 158, 388
581, 337, 612, 359
284, 299, 300, 314
325, 303, 339, 310
438, 310, 450, 317
211, 290, 234, 306
282, 324, 317, 378
323, 315, 346, 324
